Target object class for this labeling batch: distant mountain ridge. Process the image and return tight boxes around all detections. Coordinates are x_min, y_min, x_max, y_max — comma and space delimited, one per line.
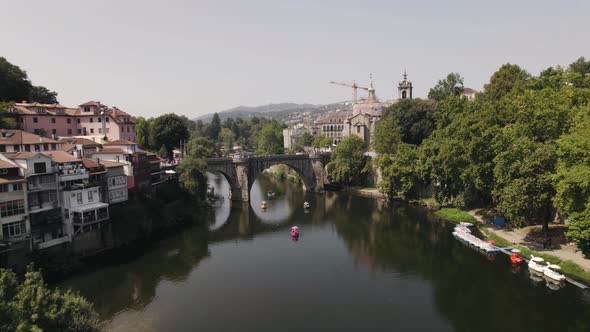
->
196, 102, 351, 123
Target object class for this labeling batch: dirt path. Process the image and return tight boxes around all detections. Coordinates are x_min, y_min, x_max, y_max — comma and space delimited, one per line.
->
467, 210, 590, 272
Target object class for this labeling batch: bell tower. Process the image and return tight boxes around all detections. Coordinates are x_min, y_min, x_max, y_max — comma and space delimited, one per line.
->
397, 70, 413, 99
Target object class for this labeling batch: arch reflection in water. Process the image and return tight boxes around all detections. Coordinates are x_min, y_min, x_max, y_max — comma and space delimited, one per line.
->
248, 172, 306, 225
206, 173, 231, 231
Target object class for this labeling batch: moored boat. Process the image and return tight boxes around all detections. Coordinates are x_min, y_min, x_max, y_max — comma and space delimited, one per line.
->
291, 226, 299, 238
261, 200, 267, 209
543, 264, 566, 284
303, 201, 310, 209
528, 256, 545, 275
510, 249, 524, 265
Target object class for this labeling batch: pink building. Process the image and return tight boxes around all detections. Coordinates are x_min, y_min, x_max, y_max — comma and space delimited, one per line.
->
9, 101, 136, 142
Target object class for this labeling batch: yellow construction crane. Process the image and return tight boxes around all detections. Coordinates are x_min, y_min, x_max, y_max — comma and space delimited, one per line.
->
329, 80, 369, 103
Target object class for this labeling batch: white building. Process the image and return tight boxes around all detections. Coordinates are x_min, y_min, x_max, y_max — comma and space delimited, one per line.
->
0, 157, 29, 244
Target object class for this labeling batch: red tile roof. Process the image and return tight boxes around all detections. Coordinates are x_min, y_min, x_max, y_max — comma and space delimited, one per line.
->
98, 160, 127, 168
463, 87, 478, 94
0, 130, 60, 145
42, 150, 81, 163
91, 148, 131, 155
0, 159, 19, 169
105, 139, 136, 146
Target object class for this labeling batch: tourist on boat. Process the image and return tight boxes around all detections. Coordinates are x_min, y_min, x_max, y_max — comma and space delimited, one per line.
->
261, 201, 267, 210
510, 249, 524, 265
291, 226, 299, 238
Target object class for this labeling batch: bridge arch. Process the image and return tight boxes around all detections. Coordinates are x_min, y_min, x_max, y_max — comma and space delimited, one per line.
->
204, 154, 330, 202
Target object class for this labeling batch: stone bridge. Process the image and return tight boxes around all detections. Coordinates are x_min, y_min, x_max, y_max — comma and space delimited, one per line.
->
204, 154, 330, 202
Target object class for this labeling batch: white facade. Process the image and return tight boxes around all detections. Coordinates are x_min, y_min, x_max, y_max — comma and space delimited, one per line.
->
62, 185, 109, 237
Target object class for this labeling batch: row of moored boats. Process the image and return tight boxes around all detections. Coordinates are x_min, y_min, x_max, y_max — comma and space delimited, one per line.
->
452, 223, 567, 288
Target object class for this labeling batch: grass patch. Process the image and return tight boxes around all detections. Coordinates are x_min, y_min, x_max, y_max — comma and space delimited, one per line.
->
481, 230, 512, 247
435, 208, 478, 224
560, 260, 590, 283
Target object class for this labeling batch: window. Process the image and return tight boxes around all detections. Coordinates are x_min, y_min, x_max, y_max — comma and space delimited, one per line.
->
115, 156, 120, 162
0, 184, 7, 191
34, 144, 40, 151
0, 169, 6, 176
43, 143, 48, 150
356, 126, 360, 133
12, 183, 22, 191
51, 144, 56, 150
2, 220, 27, 238
88, 190, 93, 202
0, 199, 25, 217
14, 145, 19, 152
98, 128, 102, 134
84, 107, 90, 112
76, 192, 83, 204
51, 118, 56, 123
90, 128, 94, 134
121, 126, 124, 132
98, 117, 101, 122
33, 162, 47, 174
67, 118, 71, 124
67, 129, 72, 135
127, 126, 130, 132
77, 129, 82, 135
77, 118, 81, 124
106, 117, 109, 122
33, 117, 38, 123
0, 146, 5, 153
51, 129, 56, 135
90, 118, 93, 123
25, 145, 30, 152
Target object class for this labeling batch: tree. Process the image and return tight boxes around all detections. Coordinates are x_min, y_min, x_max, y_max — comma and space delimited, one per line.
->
256, 122, 284, 155
0, 266, 98, 331
380, 99, 436, 146
297, 132, 314, 147
149, 114, 189, 157
0, 102, 17, 129
135, 116, 150, 148
208, 113, 221, 141
177, 156, 208, 200
219, 127, 236, 156
554, 111, 590, 253
158, 146, 168, 159
187, 136, 218, 159
428, 73, 464, 101
29, 85, 58, 104
327, 136, 370, 185
312, 134, 332, 151
483, 63, 530, 100
373, 112, 402, 154
567, 57, 590, 88
0, 57, 58, 103
376, 144, 420, 200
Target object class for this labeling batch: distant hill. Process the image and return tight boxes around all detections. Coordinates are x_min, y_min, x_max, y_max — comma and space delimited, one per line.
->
196, 102, 352, 123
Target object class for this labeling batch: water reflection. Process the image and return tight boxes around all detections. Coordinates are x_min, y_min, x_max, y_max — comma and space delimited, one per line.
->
60, 174, 590, 332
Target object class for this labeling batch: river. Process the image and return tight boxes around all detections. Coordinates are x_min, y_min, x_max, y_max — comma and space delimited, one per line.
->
61, 173, 590, 332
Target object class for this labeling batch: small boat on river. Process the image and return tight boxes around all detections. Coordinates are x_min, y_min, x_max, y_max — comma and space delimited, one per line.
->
452, 224, 496, 253
266, 191, 276, 199
291, 226, 299, 238
510, 249, 524, 266
261, 201, 267, 210
543, 264, 566, 284
528, 256, 545, 276
303, 201, 310, 209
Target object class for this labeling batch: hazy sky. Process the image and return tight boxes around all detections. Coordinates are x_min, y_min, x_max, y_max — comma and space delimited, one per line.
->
1, 0, 589, 118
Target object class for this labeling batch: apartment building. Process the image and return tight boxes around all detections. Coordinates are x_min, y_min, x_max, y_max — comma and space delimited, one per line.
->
0, 157, 29, 244
90, 139, 150, 192
0, 129, 60, 153
9, 101, 136, 142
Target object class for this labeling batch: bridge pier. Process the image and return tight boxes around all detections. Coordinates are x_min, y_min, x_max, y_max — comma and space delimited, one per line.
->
205, 154, 330, 202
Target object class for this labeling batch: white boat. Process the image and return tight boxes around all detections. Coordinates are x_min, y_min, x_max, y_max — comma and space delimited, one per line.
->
543, 264, 566, 284
528, 256, 545, 275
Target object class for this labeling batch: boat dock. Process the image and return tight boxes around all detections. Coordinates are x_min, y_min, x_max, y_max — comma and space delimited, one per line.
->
452, 224, 589, 290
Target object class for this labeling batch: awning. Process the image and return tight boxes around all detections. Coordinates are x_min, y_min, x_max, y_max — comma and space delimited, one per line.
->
71, 202, 109, 213
165, 170, 176, 174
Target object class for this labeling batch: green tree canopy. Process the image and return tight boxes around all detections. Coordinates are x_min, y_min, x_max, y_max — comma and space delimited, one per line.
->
327, 136, 370, 185
483, 63, 530, 100
428, 73, 464, 101
148, 114, 189, 157
0, 266, 98, 331
256, 122, 284, 155
312, 134, 332, 151
208, 113, 221, 141
0, 57, 59, 103
177, 156, 208, 200
219, 127, 236, 156
187, 135, 218, 159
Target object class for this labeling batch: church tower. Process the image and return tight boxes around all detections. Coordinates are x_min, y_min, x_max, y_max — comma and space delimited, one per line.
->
397, 70, 413, 99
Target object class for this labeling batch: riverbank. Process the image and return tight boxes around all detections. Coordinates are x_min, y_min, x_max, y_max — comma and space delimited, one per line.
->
341, 186, 386, 199
466, 209, 590, 283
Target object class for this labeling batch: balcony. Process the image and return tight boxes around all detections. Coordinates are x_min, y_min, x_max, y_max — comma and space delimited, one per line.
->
28, 200, 58, 213
58, 167, 89, 182
71, 203, 109, 226
36, 235, 69, 250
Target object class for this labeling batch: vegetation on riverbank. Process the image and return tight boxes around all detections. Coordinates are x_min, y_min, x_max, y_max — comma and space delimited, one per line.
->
434, 208, 478, 224
0, 266, 98, 331
373, 57, 590, 256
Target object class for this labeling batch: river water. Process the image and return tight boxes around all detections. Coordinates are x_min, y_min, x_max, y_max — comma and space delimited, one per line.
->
62, 173, 590, 332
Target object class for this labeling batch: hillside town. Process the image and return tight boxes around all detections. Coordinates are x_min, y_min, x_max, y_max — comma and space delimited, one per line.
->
0, 101, 172, 264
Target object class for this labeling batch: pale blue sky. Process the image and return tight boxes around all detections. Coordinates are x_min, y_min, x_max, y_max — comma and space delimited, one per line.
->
1, 0, 588, 118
